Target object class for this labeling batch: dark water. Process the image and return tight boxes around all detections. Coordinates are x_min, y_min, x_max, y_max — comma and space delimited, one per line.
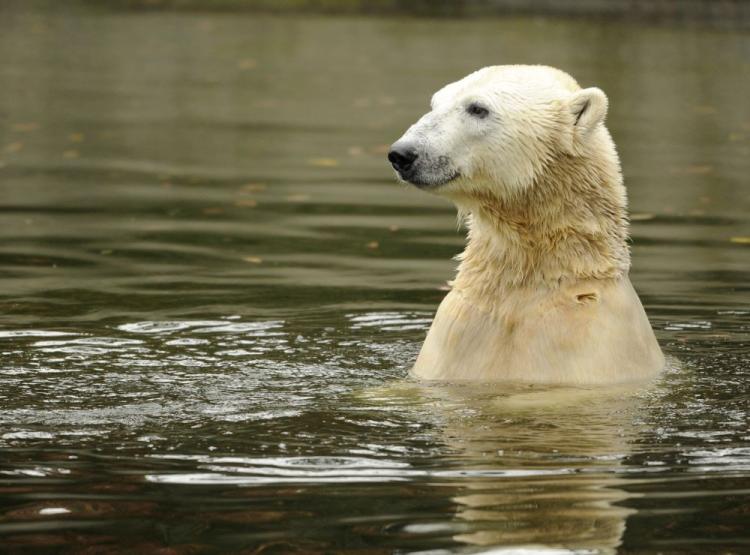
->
1, 3, 749, 554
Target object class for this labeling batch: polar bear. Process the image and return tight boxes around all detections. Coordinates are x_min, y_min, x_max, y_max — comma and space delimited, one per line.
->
388, 65, 664, 384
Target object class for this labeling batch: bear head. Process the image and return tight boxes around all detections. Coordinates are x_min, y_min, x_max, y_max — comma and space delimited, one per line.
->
388, 65, 611, 201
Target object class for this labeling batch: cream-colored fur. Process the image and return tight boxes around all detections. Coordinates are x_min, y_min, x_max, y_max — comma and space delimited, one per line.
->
389, 65, 664, 383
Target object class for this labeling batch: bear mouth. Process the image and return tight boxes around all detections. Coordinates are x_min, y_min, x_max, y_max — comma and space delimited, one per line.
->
399, 170, 461, 190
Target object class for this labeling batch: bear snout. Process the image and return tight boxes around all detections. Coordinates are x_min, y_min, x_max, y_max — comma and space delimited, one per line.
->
387, 144, 419, 176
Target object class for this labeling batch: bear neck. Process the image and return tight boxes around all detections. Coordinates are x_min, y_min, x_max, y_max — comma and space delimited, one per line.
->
452, 149, 631, 299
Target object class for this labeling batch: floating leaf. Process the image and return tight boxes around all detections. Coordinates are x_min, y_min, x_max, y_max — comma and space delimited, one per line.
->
366, 241, 379, 249
729, 237, 750, 244
242, 256, 263, 264
237, 59, 257, 70
630, 213, 654, 221
12, 122, 39, 132
286, 194, 310, 202
307, 158, 339, 168
670, 165, 713, 175
692, 105, 717, 115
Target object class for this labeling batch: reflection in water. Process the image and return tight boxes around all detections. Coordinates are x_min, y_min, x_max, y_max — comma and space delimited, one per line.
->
0, 1, 748, 553
362, 383, 649, 553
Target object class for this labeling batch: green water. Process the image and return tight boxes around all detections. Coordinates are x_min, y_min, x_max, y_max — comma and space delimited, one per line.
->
1, 3, 749, 553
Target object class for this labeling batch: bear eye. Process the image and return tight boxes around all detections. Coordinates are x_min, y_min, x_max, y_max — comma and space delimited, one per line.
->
466, 103, 490, 119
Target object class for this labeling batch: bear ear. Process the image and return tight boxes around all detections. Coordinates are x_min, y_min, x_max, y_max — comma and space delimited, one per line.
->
569, 87, 608, 136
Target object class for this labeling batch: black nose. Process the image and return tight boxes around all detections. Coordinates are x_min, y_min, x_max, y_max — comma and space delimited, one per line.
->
388, 146, 418, 173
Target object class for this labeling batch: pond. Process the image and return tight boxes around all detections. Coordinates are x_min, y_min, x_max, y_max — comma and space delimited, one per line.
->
0, 3, 749, 553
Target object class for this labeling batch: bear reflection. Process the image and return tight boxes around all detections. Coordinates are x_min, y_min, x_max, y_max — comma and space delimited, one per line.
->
394, 383, 648, 553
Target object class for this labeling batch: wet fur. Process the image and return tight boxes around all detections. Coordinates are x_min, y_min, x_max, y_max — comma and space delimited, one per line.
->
393, 65, 664, 383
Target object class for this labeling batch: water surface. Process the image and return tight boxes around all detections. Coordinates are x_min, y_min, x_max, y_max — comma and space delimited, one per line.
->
1, 4, 749, 553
